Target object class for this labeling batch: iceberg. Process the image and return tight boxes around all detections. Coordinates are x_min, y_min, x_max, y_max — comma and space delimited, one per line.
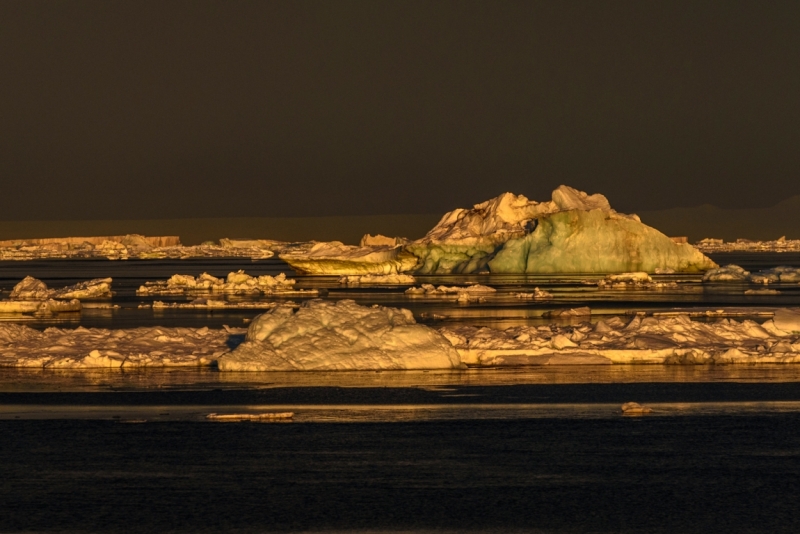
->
406, 186, 717, 274
217, 299, 461, 371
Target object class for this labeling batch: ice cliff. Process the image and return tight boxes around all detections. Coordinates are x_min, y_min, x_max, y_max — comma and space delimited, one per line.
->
217, 299, 461, 371
406, 186, 716, 274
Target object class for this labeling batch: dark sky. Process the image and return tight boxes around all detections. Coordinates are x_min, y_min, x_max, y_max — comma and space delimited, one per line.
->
2, 0, 800, 220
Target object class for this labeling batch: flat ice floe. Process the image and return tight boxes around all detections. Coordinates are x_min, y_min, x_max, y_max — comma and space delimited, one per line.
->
217, 299, 462, 371
405, 283, 497, 302
137, 271, 317, 297
439, 309, 800, 365
0, 324, 237, 368
696, 236, 800, 253
406, 185, 716, 274
280, 241, 418, 275
339, 273, 416, 285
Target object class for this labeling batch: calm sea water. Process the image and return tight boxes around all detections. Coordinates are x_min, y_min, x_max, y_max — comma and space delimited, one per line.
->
2, 254, 800, 532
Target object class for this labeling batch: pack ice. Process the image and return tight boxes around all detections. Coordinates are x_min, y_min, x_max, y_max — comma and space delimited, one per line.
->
0, 325, 234, 368
407, 185, 716, 274
440, 309, 800, 365
217, 299, 461, 371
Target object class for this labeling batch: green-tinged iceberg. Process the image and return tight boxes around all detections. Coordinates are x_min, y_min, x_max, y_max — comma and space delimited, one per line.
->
406, 185, 716, 274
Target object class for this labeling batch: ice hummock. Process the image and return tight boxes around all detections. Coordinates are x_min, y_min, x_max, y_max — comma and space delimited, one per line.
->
406, 186, 716, 274
217, 299, 462, 371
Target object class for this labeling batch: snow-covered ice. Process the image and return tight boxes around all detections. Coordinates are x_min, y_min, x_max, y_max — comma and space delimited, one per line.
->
406, 186, 716, 274
0, 324, 237, 368
217, 299, 462, 371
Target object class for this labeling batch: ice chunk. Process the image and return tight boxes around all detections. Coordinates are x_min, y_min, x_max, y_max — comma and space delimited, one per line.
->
9, 276, 112, 300
702, 265, 750, 282
218, 300, 461, 371
749, 266, 800, 284
9, 276, 50, 299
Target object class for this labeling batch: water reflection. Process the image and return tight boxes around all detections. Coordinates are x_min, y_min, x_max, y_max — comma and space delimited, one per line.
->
3, 365, 800, 393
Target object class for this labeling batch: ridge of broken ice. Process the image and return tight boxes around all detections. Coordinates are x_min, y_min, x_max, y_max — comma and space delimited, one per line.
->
440, 309, 800, 365
703, 265, 800, 284
136, 271, 317, 297
0, 324, 238, 368
217, 299, 462, 371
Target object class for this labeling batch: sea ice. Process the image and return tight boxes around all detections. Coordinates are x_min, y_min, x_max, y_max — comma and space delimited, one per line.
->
406, 186, 716, 274
137, 271, 316, 297
8, 276, 112, 299
595, 272, 678, 289
702, 265, 750, 282
217, 299, 462, 371
0, 324, 237, 368
339, 273, 416, 285
280, 241, 418, 275
439, 310, 800, 365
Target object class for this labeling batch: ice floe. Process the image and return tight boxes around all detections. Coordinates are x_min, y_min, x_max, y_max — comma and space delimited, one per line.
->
696, 236, 800, 253
594, 272, 678, 289
512, 288, 554, 299
339, 273, 416, 285
0, 235, 276, 261
137, 271, 317, 297
702, 265, 800, 284
8, 276, 112, 299
405, 284, 497, 302
406, 186, 716, 274
217, 299, 462, 371
0, 324, 238, 368
439, 310, 800, 365
280, 241, 418, 275
144, 299, 292, 310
